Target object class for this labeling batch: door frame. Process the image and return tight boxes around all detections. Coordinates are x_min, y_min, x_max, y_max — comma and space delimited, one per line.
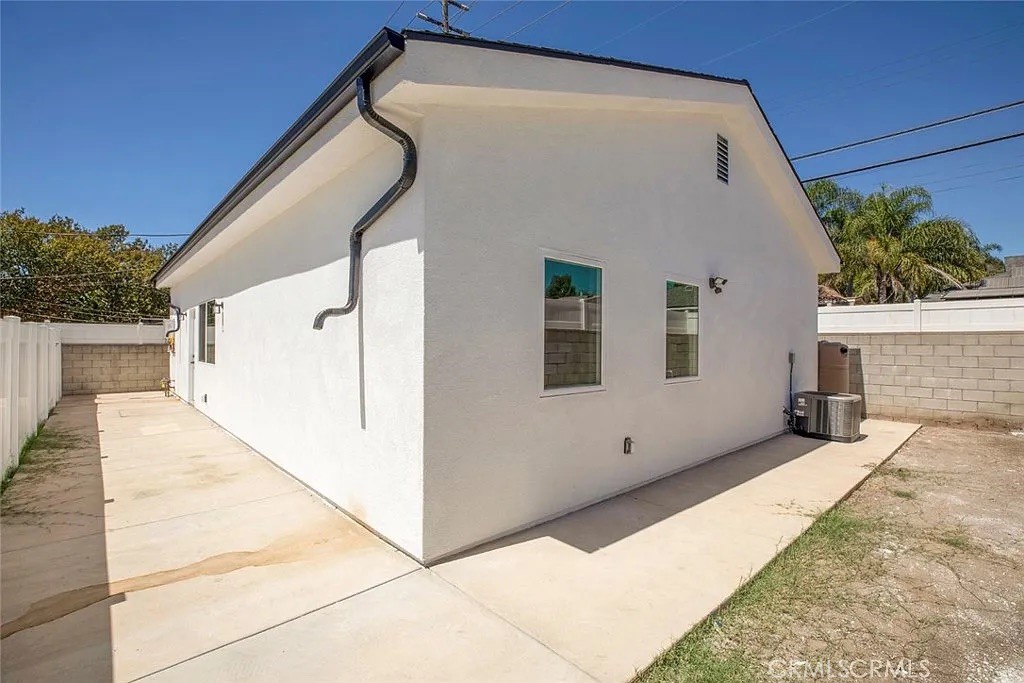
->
187, 308, 196, 404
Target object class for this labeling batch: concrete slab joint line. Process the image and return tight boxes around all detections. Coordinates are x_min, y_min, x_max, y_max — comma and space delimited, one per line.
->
1, 391, 919, 683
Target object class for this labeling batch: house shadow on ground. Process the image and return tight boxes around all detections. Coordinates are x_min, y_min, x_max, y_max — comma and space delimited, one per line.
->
445, 431, 830, 559
1, 395, 114, 682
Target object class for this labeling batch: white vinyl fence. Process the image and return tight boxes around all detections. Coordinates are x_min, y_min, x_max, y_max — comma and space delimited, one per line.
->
819, 298, 1024, 334
1, 316, 62, 477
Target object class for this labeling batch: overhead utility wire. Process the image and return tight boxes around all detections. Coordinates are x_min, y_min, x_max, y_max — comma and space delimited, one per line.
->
20, 231, 189, 238
801, 132, 1024, 183
700, 1, 856, 66
0, 268, 153, 281
0, 308, 164, 325
385, 1, 406, 26
3, 297, 165, 321
791, 99, 1024, 161
761, 22, 1020, 109
405, 1, 435, 28
471, 1, 522, 32
931, 173, 1024, 195
591, 1, 689, 51
504, 0, 571, 40
773, 33, 1020, 118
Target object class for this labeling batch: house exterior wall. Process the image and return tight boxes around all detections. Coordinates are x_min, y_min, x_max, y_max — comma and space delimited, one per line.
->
420, 106, 821, 561
167, 136, 428, 558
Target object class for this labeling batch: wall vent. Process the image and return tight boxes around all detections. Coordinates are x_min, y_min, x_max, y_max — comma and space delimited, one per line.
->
716, 134, 729, 184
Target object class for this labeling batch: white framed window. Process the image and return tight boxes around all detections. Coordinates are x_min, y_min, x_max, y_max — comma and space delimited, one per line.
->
542, 252, 604, 395
197, 300, 217, 364
665, 280, 699, 381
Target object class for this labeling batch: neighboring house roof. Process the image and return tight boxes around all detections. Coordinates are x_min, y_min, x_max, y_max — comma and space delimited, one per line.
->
154, 28, 839, 288
923, 255, 1024, 301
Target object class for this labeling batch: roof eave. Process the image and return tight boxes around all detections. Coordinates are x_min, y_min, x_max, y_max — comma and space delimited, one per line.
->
153, 27, 405, 287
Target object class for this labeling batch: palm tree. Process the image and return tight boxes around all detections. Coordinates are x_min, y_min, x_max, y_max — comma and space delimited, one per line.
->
806, 182, 999, 303
805, 179, 864, 297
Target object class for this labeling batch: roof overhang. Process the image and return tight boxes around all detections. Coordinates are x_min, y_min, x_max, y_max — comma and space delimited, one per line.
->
154, 28, 839, 288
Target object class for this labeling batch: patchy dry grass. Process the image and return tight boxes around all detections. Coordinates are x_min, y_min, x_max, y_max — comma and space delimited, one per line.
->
637, 508, 883, 683
1, 424, 86, 501
636, 426, 1024, 683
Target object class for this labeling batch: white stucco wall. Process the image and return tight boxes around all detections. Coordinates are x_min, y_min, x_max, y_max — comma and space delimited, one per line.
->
420, 106, 820, 561
168, 131, 427, 558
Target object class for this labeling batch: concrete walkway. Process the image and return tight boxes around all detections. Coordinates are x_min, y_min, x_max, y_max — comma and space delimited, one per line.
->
1, 392, 919, 682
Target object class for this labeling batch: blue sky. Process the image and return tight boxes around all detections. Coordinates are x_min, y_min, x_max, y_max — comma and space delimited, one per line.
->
3, 2, 1022, 254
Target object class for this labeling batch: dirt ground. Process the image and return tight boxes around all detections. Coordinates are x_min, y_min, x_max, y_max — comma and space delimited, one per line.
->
640, 426, 1024, 683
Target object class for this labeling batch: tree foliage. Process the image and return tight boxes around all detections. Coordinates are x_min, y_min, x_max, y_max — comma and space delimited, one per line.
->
806, 181, 1001, 303
0, 209, 175, 323
546, 274, 580, 299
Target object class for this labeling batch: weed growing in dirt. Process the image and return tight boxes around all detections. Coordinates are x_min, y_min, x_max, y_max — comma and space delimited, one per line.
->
893, 489, 916, 500
936, 526, 973, 551
636, 507, 883, 683
879, 466, 914, 481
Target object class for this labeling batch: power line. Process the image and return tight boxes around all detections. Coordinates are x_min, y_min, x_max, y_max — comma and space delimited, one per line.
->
771, 26, 1020, 118
0, 268, 154, 281
591, 1, 689, 51
384, 1, 406, 26
791, 99, 1024, 161
503, 0, 571, 40
14, 231, 188, 238
3, 296, 165, 321
761, 22, 1019, 109
700, 1, 856, 67
470, 0, 522, 32
405, 1, 435, 29
801, 132, 1024, 183
931, 173, 1024, 195
923, 162, 1024, 188
0, 308, 165, 325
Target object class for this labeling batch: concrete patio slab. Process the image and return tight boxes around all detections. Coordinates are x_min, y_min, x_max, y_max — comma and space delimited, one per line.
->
433, 419, 920, 682
2, 391, 920, 683
1, 393, 419, 682
143, 569, 597, 683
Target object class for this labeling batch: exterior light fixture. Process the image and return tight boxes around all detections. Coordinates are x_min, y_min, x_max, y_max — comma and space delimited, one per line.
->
213, 301, 225, 313
709, 276, 728, 294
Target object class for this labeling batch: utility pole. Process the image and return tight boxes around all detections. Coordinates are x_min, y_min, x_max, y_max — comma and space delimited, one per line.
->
416, 0, 471, 36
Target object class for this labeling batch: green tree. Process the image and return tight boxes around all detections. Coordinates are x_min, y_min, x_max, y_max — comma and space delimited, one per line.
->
805, 182, 1000, 303
546, 274, 580, 299
0, 209, 175, 323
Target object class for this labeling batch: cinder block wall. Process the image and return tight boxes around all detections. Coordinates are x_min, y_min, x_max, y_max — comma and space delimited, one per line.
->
544, 329, 600, 386
62, 344, 169, 395
818, 332, 1024, 423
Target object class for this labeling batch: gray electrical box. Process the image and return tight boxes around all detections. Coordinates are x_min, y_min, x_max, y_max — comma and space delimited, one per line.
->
793, 391, 862, 443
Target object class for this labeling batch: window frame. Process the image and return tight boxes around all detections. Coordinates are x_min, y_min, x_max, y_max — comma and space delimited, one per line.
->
664, 275, 701, 385
540, 249, 607, 398
197, 300, 217, 365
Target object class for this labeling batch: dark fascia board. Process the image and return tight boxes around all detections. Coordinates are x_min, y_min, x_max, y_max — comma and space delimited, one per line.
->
405, 30, 838, 266
155, 27, 836, 285
745, 87, 842, 265
404, 29, 748, 87
153, 28, 405, 285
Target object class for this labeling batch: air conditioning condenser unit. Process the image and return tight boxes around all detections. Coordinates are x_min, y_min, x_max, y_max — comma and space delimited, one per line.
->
792, 391, 862, 443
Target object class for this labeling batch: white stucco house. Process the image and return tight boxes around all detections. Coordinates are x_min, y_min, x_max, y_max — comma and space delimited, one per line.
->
154, 28, 840, 563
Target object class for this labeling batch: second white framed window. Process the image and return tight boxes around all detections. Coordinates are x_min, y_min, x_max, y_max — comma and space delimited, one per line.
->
666, 280, 698, 380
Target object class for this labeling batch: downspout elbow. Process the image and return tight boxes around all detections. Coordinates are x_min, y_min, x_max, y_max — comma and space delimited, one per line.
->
313, 74, 417, 330
166, 304, 182, 338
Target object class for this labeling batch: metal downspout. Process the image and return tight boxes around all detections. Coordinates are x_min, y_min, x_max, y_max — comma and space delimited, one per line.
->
166, 304, 182, 339
313, 74, 418, 330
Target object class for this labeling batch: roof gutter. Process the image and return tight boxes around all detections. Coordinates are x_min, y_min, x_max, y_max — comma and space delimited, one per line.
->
152, 28, 406, 287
